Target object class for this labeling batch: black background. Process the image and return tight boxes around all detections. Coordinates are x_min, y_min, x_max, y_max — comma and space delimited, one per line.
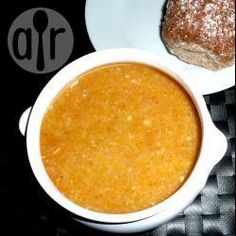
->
4, 1, 95, 235
3, 1, 235, 236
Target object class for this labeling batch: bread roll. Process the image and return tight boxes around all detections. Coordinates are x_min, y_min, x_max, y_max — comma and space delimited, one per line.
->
162, 0, 235, 70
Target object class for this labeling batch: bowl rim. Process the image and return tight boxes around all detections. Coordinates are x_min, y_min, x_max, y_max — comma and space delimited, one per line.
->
26, 48, 225, 223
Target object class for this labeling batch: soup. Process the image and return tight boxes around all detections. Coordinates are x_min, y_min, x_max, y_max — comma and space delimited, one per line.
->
40, 63, 201, 214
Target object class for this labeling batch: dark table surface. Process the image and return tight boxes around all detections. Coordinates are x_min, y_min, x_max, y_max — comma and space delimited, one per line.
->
3, 0, 235, 235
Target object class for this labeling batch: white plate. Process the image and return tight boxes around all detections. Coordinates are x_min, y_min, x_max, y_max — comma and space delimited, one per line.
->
85, 0, 235, 95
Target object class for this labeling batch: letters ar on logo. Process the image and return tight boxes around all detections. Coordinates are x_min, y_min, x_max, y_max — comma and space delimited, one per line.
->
8, 8, 74, 74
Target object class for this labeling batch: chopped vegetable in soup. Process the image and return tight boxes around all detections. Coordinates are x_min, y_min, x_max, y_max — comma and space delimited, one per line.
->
41, 63, 201, 214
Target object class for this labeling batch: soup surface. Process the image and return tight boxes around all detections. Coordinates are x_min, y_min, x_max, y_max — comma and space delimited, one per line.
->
41, 63, 201, 214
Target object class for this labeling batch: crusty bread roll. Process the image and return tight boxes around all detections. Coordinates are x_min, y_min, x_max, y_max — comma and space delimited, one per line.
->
162, 0, 235, 70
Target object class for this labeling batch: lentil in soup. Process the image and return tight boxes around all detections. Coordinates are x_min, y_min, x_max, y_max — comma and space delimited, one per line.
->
41, 63, 201, 214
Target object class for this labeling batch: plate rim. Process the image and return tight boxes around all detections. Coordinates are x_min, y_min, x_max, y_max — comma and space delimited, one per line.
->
85, 0, 235, 95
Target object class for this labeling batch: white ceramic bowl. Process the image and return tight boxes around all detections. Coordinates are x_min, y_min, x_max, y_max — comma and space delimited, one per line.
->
19, 48, 227, 234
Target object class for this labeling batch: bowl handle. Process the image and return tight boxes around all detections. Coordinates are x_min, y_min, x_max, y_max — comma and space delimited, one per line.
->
208, 126, 228, 168
19, 107, 32, 136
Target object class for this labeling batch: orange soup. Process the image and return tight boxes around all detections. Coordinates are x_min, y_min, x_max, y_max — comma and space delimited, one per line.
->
40, 63, 201, 214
